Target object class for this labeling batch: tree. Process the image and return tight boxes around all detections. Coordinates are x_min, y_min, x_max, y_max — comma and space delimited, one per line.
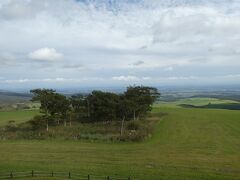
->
30, 89, 55, 116
117, 95, 132, 136
52, 93, 70, 127
124, 86, 160, 120
30, 89, 70, 130
30, 89, 56, 131
87, 91, 120, 122
70, 94, 88, 120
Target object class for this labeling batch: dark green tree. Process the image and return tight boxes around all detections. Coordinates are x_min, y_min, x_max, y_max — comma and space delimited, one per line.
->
117, 95, 132, 135
87, 91, 120, 122
70, 94, 88, 121
52, 93, 70, 127
124, 86, 160, 120
30, 89, 55, 131
30, 89, 70, 130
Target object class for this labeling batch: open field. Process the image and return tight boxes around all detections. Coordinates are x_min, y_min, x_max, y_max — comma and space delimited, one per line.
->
158, 97, 240, 108
0, 103, 240, 179
175, 97, 238, 106
0, 110, 39, 127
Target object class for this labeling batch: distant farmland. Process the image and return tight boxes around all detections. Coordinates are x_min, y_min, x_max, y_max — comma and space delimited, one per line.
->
0, 92, 31, 104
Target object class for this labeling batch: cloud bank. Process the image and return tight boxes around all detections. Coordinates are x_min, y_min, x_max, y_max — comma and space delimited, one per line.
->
0, 0, 240, 89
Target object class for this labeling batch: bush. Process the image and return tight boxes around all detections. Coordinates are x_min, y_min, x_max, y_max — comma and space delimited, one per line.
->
118, 129, 148, 142
127, 121, 140, 130
5, 120, 17, 131
28, 115, 46, 130
0, 113, 158, 142
117, 120, 154, 142
23, 106, 30, 109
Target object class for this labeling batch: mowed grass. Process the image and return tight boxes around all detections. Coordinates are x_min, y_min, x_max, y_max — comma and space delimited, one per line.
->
0, 110, 39, 126
0, 105, 240, 179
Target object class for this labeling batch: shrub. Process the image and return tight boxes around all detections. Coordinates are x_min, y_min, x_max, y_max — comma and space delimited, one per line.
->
5, 120, 17, 131
127, 121, 140, 130
23, 106, 30, 109
28, 115, 46, 130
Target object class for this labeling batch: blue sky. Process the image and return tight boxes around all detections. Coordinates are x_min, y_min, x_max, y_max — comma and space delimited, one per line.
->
0, 0, 240, 90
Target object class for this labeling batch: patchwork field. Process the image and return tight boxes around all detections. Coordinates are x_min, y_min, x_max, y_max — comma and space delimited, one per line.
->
158, 97, 240, 108
0, 99, 240, 179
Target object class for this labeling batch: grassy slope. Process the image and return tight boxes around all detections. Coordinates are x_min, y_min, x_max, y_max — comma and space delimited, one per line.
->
0, 105, 240, 179
0, 110, 39, 126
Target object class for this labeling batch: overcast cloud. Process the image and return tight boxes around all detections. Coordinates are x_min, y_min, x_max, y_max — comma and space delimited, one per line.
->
0, 0, 240, 90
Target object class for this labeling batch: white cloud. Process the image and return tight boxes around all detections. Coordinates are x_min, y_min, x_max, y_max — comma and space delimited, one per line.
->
28, 48, 63, 61
1, 0, 240, 88
112, 76, 152, 81
112, 76, 139, 81
3, 77, 105, 84
142, 77, 151, 80
167, 76, 199, 80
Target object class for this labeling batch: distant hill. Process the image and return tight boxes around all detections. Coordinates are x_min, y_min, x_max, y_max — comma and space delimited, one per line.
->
180, 103, 240, 110
0, 91, 32, 104
191, 94, 240, 101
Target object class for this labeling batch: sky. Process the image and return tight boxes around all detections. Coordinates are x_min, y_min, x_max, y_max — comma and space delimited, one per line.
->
0, 0, 240, 90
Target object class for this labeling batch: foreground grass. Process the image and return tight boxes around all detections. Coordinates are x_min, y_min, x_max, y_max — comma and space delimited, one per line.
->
0, 106, 240, 179
0, 110, 39, 127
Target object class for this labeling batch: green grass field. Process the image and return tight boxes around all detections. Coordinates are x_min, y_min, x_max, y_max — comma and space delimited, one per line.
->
158, 97, 239, 108
0, 99, 240, 179
0, 110, 39, 126
176, 97, 238, 105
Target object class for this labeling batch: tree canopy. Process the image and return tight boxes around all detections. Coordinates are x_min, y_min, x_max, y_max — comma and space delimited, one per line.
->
30, 86, 160, 130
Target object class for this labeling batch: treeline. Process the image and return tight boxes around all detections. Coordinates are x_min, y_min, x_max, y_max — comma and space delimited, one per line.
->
30, 86, 160, 132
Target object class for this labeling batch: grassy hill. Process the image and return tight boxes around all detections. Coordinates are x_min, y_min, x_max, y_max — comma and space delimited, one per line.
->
0, 102, 240, 179
0, 110, 39, 126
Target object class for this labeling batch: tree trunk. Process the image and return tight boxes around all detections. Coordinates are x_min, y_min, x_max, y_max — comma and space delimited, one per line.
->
46, 112, 49, 131
64, 120, 67, 127
120, 116, 125, 136
69, 116, 72, 127
87, 100, 90, 118
133, 110, 136, 121
46, 120, 49, 131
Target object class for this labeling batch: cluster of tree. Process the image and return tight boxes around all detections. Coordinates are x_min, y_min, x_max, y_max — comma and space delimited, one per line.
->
30, 86, 160, 132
